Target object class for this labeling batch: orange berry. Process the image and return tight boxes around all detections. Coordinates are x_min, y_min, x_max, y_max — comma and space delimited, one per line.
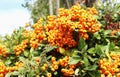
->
46, 72, 52, 77
51, 68, 55, 72
53, 65, 58, 70
51, 57, 56, 62
0, 73, 4, 77
41, 66, 46, 71
43, 63, 48, 67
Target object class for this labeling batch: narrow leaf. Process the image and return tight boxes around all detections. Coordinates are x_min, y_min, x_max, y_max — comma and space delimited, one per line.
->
95, 45, 103, 56
83, 57, 90, 67
68, 56, 81, 64
84, 65, 98, 71
44, 45, 57, 52
5, 73, 11, 77
78, 37, 86, 50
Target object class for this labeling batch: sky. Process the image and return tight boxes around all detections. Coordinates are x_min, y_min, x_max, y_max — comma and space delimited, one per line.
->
0, 0, 120, 36
0, 0, 30, 36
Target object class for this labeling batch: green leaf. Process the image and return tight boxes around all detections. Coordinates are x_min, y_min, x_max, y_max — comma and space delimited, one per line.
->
30, 60, 36, 66
93, 32, 101, 39
44, 45, 57, 53
83, 57, 90, 67
88, 71, 101, 77
10, 56, 16, 60
68, 55, 81, 64
84, 64, 98, 71
104, 30, 112, 36
88, 48, 95, 54
116, 31, 120, 36
95, 45, 103, 56
11, 71, 19, 76
18, 67, 26, 74
28, 70, 35, 77
71, 50, 80, 56
117, 40, 120, 46
19, 57, 26, 63
54, 71, 58, 75
47, 55, 52, 60
59, 47, 66, 55
35, 67, 40, 74
78, 37, 86, 51
18, 75, 25, 77
5, 59, 11, 65
109, 42, 115, 51
5, 72, 11, 77
24, 50, 29, 57
88, 56, 98, 62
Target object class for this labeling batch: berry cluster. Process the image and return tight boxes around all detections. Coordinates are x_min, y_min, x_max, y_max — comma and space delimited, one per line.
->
29, 18, 46, 49
45, 4, 101, 49
50, 56, 78, 76
0, 61, 24, 77
99, 52, 120, 77
0, 45, 8, 57
14, 39, 28, 55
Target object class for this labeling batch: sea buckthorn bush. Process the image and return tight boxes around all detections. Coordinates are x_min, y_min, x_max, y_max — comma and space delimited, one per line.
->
0, 2, 120, 77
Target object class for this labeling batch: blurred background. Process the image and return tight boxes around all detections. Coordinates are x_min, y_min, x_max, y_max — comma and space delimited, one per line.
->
0, 0, 120, 36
